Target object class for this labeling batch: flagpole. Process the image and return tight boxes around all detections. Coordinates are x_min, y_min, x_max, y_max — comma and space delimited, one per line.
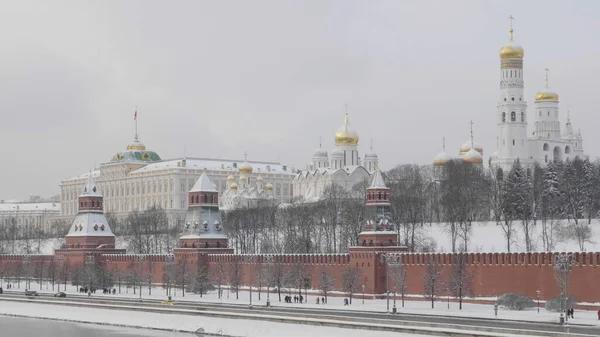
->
134, 106, 138, 141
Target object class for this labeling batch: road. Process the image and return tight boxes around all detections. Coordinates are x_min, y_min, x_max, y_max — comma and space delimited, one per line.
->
0, 315, 191, 337
1, 291, 598, 336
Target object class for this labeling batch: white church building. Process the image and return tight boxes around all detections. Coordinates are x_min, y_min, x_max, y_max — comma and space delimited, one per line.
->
292, 114, 379, 202
489, 20, 584, 173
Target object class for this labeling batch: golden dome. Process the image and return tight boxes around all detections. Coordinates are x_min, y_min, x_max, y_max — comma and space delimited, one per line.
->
265, 183, 273, 191
126, 134, 146, 151
433, 151, 451, 167
335, 113, 359, 146
256, 176, 264, 182
535, 90, 559, 101
499, 29, 524, 60
459, 140, 483, 155
536, 71, 559, 101
226, 175, 235, 182
239, 161, 253, 174
463, 148, 483, 165
230, 183, 238, 190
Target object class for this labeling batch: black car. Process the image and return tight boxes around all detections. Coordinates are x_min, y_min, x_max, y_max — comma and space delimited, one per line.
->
54, 292, 67, 298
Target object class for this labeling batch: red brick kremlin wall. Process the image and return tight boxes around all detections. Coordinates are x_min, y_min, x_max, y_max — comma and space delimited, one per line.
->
2, 251, 600, 303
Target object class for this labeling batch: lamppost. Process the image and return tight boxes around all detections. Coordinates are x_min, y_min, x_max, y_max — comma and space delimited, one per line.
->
246, 255, 258, 309
85, 255, 95, 295
362, 284, 366, 304
553, 253, 575, 325
380, 253, 401, 314
165, 255, 174, 301
536, 290, 541, 314
263, 255, 274, 307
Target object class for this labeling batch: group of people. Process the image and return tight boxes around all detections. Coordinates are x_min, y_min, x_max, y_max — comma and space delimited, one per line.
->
78, 287, 116, 295
315, 297, 327, 304
567, 308, 575, 318
284, 295, 303, 303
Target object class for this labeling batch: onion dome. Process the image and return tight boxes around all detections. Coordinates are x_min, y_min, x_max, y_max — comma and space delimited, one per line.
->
463, 147, 483, 164
230, 183, 238, 190
313, 148, 328, 158
239, 175, 248, 182
226, 175, 235, 182
365, 151, 378, 160
535, 71, 559, 101
239, 161, 253, 174
499, 28, 524, 60
330, 148, 344, 158
256, 176, 264, 182
265, 183, 273, 191
334, 113, 359, 146
433, 151, 451, 167
459, 139, 483, 155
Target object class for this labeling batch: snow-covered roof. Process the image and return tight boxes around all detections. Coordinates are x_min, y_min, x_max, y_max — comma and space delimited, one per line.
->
0, 202, 60, 212
66, 213, 114, 237
368, 170, 387, 189
129, 157, 293, 175
63, 169, 100, 182
190, 173, 217, 193
80, 174, 102, 197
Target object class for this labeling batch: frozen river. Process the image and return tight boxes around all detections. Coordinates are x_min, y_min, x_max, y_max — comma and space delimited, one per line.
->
0, 316, 193, 337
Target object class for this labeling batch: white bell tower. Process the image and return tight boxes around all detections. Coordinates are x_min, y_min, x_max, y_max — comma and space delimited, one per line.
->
491, 16, 532, 174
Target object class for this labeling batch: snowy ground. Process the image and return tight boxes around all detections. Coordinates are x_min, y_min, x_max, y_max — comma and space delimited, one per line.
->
421, 220, 600, 253
7, 280, 600, 327
0, 300, 422, 337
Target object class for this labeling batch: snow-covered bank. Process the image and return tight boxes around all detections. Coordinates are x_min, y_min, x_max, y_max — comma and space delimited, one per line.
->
10, 281, 600, 327
0, 300, 440, 337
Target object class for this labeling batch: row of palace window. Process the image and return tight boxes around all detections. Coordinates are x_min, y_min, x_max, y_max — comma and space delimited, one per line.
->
503, 97, 522, 102
189, 194, 218, 204
79, 200, 102, 208
502, 111, 525, 122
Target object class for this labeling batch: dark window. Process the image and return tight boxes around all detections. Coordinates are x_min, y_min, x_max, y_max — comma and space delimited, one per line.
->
511, 111, 516, 121
502, 112, 506, 122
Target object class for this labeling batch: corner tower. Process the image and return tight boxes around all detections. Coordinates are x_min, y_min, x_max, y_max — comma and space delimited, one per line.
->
492, 16, 532, 173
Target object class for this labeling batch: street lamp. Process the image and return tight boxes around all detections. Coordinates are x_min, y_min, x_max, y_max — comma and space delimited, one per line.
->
246, 255, 258, 309
380, 253, 401, 314
553, 253, 575, 325
165, 255, 174, 301
536, 290, 541, 314
362, 284, 366, 304
263, 255, 274, 307
393, 285, 397, 313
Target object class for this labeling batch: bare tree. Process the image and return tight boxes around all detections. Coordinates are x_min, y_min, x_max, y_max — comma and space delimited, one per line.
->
229, 258, 243, 300
319, 271, 335, 303
210, 262, 227, 299
447, 253, 474, 310
568, 223, 595, 251
422, 257, 443, 308
390, 263, 408, 307
342, 267, 361, 304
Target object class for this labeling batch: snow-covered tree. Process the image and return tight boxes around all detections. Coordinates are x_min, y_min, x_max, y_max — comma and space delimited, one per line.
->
560, 158, 585, 224
422, 257, 443, 308
581, 159, 599, 224
501, 159, 534, 251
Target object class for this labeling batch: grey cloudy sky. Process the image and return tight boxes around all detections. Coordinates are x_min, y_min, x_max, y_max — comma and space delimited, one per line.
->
1, 0, 599, 200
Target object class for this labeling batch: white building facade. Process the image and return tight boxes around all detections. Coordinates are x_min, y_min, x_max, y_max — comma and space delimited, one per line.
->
0, 201, 60, 232
292, 114, 379, 202
220, 160, 277, 211
60, 134, 293, 224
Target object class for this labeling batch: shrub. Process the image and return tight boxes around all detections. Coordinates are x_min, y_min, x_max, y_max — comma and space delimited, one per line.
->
498, 293, 535, 310
544, 296, 577, 312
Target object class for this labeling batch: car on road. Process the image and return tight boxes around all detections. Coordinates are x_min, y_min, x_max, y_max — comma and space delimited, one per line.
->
25, 290, 39, 296
54, 292, 66, 298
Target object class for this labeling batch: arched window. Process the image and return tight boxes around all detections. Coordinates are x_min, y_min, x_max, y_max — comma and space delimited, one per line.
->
543, 143, 549, 151
511, 111, 516, 121
565, 146, 571, 154
502, 112, 506, 122
521, 112, 524, 122
545, 154, 548, 163
511, 97, 515, 101
512, 139, 515, 146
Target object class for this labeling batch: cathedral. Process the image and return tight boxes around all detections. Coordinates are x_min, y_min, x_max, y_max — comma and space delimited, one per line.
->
292, 114, 379, 202
219, 158, 276, 211
434, 19, 585, 174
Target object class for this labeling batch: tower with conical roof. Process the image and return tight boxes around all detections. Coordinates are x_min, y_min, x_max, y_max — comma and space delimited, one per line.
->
178, 172, 231, 251
491, 15, 532, 173
357, 170, 399, 247
63, 174, 117, 249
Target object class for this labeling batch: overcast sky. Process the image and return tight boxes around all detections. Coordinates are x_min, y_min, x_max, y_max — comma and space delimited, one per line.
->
1, 0, 599, 200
